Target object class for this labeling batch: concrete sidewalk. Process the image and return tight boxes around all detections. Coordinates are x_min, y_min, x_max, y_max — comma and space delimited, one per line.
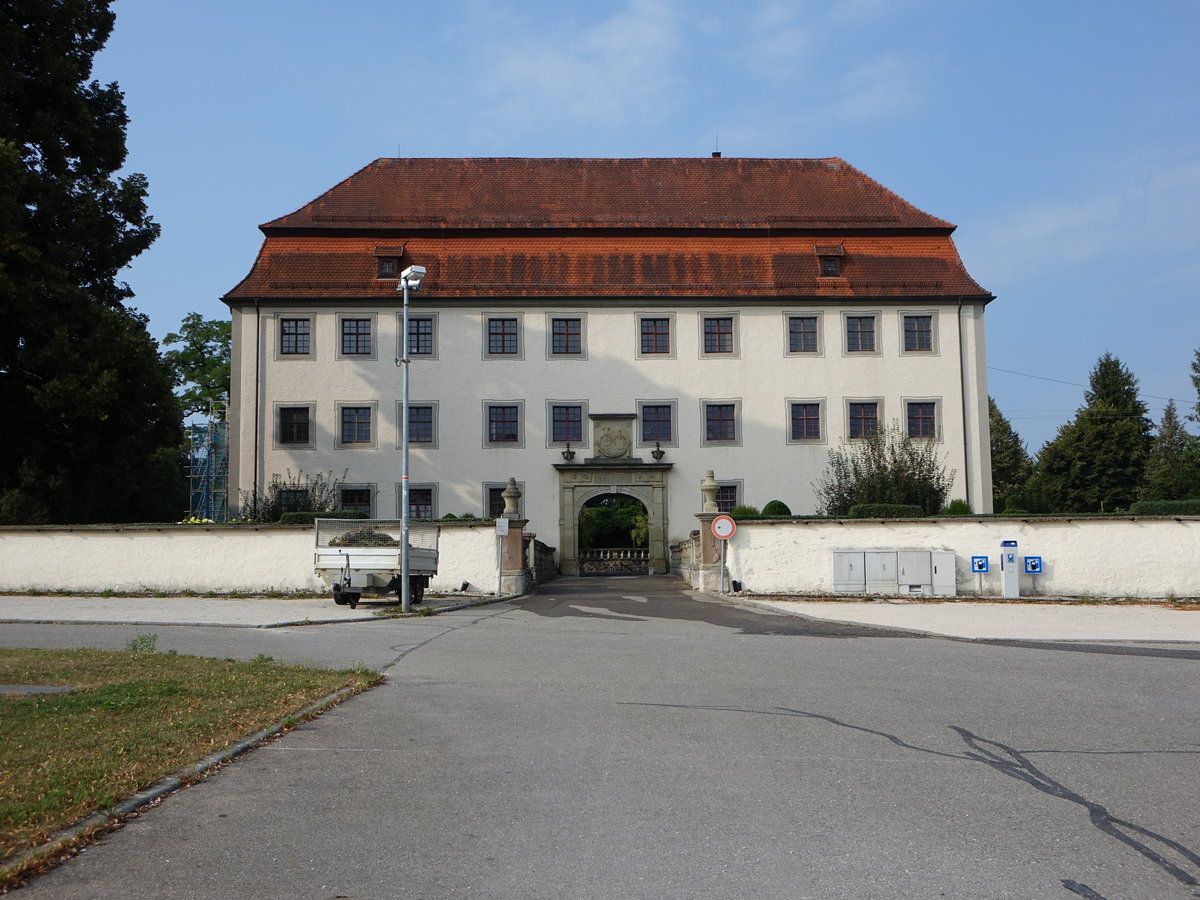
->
0, 593, 494, 628
728, 596, 1200, 642
3, 590, 1198, 641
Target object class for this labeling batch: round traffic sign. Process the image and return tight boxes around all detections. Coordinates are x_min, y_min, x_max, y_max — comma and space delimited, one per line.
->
711, 515, 736, 540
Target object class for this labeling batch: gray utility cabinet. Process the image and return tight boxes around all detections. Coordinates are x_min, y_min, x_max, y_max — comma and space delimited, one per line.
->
832, 550, 957, 596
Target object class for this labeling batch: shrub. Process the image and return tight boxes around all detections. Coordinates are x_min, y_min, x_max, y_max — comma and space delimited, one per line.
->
279, 510, 368, 525
814, 422, 953, 516
730, 505, 760, 518
1128, 499, 1200, 516
847, 503, 924, 519
941, 499, 974, 516
761, 500, 792, 517
441, 513, 458, 520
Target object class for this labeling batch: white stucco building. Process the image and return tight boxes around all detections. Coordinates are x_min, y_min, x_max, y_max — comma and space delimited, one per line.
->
223, 156, 993, 574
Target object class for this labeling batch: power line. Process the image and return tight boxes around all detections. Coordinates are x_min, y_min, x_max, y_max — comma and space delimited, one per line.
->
987, 366, 1191, 404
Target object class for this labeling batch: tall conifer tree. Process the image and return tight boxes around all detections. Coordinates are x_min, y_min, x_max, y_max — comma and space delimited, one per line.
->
988, 397, 1032, 511
1030, 352, 1152, 512
0, 1, 183, 523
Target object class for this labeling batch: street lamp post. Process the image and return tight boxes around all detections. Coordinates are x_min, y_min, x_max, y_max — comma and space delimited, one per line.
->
397, 264, 426, 613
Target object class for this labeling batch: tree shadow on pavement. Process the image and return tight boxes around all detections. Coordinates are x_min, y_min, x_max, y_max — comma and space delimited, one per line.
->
625, 701, 1200, 897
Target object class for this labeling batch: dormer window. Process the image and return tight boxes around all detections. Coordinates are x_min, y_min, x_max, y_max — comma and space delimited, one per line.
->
374, 245, 407, 279
814, 244, 844, 278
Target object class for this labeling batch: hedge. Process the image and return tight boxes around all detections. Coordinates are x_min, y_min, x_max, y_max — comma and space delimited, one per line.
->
1128, 499, 1200, 516
278, 510, 369, 525
847, 503, 925, 519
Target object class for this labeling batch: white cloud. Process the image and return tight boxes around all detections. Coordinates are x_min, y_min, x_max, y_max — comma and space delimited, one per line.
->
480, 0, 685, 131
830, 52, 923, 122
970, 157, 1200, 286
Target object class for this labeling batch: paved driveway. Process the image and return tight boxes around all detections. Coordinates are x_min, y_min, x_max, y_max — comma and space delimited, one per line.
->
13, 575, 1200, 899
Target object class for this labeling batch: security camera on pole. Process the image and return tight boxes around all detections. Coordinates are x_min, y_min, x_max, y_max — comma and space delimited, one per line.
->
396, 265, 426, 613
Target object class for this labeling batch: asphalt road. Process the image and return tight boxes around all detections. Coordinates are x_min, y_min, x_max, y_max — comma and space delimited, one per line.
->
8, 576, 1199, 899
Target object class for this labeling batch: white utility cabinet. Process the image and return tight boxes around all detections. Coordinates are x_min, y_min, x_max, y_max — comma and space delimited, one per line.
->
833, 549, 957, 597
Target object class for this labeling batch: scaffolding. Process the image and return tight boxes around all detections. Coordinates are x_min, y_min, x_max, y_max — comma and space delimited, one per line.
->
188, 402, 229, 521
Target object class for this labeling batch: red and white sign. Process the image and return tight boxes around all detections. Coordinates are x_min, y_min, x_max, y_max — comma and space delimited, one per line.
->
711, 515, 736, 540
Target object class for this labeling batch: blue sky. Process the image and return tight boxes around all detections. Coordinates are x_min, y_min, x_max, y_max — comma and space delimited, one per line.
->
94, 0, 1199, 452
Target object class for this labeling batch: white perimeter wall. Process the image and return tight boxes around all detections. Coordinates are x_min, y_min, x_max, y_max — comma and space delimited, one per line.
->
717, 517, 1200, 598
0, 523, 501, 594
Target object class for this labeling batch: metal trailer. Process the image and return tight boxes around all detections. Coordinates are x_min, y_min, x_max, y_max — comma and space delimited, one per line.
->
314, 519, 439, 609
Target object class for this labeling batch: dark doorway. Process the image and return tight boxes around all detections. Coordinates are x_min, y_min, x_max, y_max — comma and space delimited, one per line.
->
578, 493, 649, 575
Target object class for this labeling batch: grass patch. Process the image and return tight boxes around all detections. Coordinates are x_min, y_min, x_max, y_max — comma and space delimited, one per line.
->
0, 647, 380, 876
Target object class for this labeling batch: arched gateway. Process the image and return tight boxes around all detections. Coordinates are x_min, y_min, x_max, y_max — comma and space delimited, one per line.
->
555, 413, 671, 576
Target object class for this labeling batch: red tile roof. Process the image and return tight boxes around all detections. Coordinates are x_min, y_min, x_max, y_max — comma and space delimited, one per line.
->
225, 158, 990, 302
262, 157, 954, 232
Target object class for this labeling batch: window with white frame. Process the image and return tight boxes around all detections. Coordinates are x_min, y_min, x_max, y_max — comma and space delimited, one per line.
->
485, 316, 522, 358
484, 402, 523, 447
548, 403, 585, 444
906, 400, 939, 439
638, 401, 676, 445
787, 315, 820, 354
845, 315, 876, 353
702, 400, 740, 445
700, 313, 739, 358
638, 315, 674, 357
847, 401, 879, 439
902, 314, 935, 353
788, 401, 823, 442
279, 317, 312, 356
549, 316, 585, 357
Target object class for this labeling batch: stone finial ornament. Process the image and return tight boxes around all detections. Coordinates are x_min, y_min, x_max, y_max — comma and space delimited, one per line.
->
700, 470, 719, 513
502, 477, 521, 517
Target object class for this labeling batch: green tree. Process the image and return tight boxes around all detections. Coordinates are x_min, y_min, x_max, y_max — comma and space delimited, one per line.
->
1190, 348, 1200, 425
1028, 352, 1152, 513
163, 314, 231, 418
988, 397, 1032, 511
814, 421, 953, 516
0, 1, 183, 523
1140, 400, 1200, 501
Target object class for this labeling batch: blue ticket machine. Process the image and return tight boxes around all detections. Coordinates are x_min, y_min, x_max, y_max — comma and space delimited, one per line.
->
1000, 539, 1020, 598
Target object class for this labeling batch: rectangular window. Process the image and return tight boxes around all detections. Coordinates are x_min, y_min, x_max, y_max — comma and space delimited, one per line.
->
715, 485, 738, 514
641, 404, 673, 442
341, 406, 372, 443
848, 402, 878, 439
377, 257, 398, 278
408, 317, 434, 355
705, 404, 737, 442
640, 317, 671, 354
703, 316, 734, 354
488, 318, 519, 355
279, 489, 309, 513
551, 405, 583, 443
907, 401, 937, 438
341, 318, 372, 355
409, 405, 434, 443
340, 488, 372, 516
551, 318, 582, 355
280, 318, 311, 355
788, 316, 818, 353
487, 405, 520, 443
904, 315, 933, 352
488, 487, 506, 518
820, 256, 841, 277
408, 488, 434, 519
846, 316, 875, 352
790, 403, 821, 441
279, 407, 310, 444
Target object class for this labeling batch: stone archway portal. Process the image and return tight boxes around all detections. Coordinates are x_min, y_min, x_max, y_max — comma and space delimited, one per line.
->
555, 412, 672, 577
555, 465, 671, 576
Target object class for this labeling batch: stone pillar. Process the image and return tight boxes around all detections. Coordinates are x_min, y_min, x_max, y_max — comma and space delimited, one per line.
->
500, 477, 532, 595
695, 471, 725, 591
